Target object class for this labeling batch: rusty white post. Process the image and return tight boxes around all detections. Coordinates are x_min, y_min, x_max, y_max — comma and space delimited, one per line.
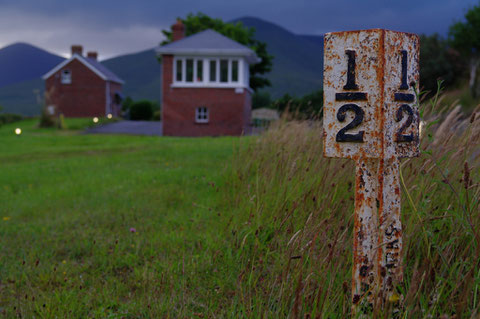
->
323, 29, 419, 315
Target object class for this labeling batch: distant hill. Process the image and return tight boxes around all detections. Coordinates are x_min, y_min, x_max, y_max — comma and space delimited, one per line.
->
299, 35, 324, 47
235, 17, 323, 98
0, 17, 324, 116
102, 49, 161, 102
0, 43, 64, 88
0, 43, 64, 115
0, 78, 43, 116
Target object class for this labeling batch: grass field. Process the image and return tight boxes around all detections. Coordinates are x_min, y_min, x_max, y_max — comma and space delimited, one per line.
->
0, 103, 479, 318
0, 119, 242, 318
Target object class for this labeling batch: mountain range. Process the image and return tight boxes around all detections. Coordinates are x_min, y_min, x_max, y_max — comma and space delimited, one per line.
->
0, 17, 323, 116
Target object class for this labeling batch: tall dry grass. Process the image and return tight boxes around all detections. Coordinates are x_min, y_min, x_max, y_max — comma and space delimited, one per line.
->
224, 99, 479, 317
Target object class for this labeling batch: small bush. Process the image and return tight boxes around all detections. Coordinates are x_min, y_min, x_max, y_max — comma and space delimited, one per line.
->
39, 89, 57, 128
252, 91, 272, 109
38, 109, 56, 128
122, 96, 134, 112
0, 113, 23, 125
153, 109, 161, 121
270, 89, 324, 119
130, 100, 154, 121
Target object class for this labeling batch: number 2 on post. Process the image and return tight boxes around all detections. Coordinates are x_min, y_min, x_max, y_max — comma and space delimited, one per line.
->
336, 50, 365, 143
336, 104, 365, 142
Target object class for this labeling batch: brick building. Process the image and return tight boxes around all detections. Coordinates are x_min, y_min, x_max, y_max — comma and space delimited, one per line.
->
42, 45, 124, 117
156, 20, 260, 136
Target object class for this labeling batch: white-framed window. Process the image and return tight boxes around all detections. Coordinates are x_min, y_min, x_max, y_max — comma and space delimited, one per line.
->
220, 59, 229, 82
209, 60, 216, 82
231, 60, 239, 82
174, 58, 205, 84
195, 106, 209, 123
173, 57, 241, 87
176, 60, 182, 82
61, 69, 71, 84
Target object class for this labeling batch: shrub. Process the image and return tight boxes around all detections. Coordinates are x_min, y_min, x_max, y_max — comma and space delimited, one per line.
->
252, 91, 272, 109
122, 96, 134, 112
39, 88, 58, 128
129, 100, 154, 121
153, 109, 161, 121
38, 108, 56, 128
0, 113, 23, 125
420, 34, 465, 97
271, 89, 323, 119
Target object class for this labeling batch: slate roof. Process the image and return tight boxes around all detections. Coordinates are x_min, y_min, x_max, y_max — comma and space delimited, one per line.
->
42, 54, 124, 84
81, 55, 124, 83
156, 29, 260, 63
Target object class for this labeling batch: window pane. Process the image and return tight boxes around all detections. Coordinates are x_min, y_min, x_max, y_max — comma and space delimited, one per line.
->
220, 59, 228, 82
232, 60, 238, 82
196, 106, 209, 123
186, 59, 193, 82
209, 60, 216, 82
176, 60, 182, 81
196, 60, 203, 82
61, 70, 71, 84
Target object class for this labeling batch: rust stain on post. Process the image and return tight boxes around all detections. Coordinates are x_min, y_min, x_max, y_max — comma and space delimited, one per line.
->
353, 158, 378, 311
323, 29, 419, 315
377, 158, 402, 303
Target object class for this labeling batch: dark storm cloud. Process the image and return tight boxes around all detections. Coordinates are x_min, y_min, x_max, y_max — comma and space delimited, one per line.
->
0, 0, 477, 58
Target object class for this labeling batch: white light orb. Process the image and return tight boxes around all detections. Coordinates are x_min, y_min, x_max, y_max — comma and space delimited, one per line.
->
93, 117, 99, 123
15, 128, 22, 135
107, 114, 113, 119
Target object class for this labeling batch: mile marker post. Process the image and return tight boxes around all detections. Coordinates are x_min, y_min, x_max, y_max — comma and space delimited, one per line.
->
323, 30, 419, 315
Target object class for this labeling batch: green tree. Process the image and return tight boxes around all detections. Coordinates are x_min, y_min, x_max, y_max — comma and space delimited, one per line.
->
420, 34, 465, 96
252, 91, 272, 109
271, 89, 323, 119
449, 3, 480, 97
122, 96, 134, 112
161, 13, 273, 91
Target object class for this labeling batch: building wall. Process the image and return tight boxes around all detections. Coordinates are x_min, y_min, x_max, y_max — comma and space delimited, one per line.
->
45, 59, 108, 117
162, 54, 252, 136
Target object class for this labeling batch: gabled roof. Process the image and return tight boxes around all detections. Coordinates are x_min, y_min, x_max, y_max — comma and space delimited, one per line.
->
42, 54, 124, 84
156, 29, 260, 64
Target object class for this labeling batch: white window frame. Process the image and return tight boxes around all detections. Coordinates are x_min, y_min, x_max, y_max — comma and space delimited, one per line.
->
231, 60, 239, 83
195, 106, 209, 123
61, 69, 71, 84
185, 58, 194, 82
173, 56, 245, 88
175, 59, 183, 82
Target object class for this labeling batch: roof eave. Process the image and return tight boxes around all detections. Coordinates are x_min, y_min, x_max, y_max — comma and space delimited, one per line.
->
109, 79, 126, 85
247, 55, 262, 64
156, 48, 260, 64
156, 48, 252, 55
42, 57, 73, 80
42, 54, 125, 84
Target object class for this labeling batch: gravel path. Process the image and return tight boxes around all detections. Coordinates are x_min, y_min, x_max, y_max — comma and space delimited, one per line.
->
85, 121, 162, 136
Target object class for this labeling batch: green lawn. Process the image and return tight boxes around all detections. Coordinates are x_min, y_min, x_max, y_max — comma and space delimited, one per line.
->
0, 119, 242, 318
1, 113, 479, 318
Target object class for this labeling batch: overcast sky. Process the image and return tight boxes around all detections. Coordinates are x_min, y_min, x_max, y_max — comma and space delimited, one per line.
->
0, 0, 477, 60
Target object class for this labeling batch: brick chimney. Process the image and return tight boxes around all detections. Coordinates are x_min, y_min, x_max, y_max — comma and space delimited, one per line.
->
172, 19, 185, 42
71, 45, 83, 56
87, 51, 98, 61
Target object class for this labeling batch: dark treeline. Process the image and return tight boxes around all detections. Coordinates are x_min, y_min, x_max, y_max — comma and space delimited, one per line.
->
253, 90, 323, 119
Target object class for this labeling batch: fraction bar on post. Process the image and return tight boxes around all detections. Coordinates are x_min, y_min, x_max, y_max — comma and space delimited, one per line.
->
336, 92, 368, 101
